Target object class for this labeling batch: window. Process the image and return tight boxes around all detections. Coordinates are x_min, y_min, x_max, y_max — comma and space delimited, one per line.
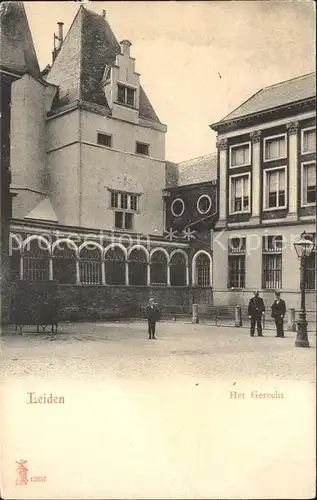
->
302, 128, 316, 154
136, 142, 149, 156
304, 233, 316, 290
229, 174, 250, 213
170, 253, 187, 286
263, 235, 284, 252
230, 143, 250, 167
105, 247, 126, 285
79, 247, 102, 285
306, 252, 316, 290
171, 198, 185, 217
117, 84, 135, 106
262, 236, 282, 289
301, 162, 316, 206
53, 243, 77, 285
197, 195, 212, 215
121, 193, 128, 209
23, 239, 49, 281
115, 211, 133, 230
150, 251, 168, 285
228, 237, 246, 288
264, 167, 286, 210
97, 133, 112, 147
10, 248, 20, 281
195, 253, 211, 287
129, 249, 147, 285
264, 134, 286, 161
130, 195, 138, 211
228, 237, 246, 254
228, 256, 245, 288
109, 191, 139, 211
111, 192, 118, 208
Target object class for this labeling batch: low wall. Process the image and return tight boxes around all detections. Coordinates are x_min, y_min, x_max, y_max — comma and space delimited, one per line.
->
213, 289, 316, 312
6, 283, 213, 322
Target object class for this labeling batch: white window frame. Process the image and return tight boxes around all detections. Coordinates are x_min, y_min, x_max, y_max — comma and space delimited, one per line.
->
263, 165, 287, 211
301, 160, 316, 207
229, 141, 251, 168
301, 127, 316, 155
171, 197, 185, 217
263, 133, 287, 162
197, 194, 212, 215
229, 172, 251, 215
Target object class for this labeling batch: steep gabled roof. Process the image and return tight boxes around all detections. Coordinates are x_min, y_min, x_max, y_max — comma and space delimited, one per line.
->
212, 71, 316, 127
0, 1, 41, 79
46, 6, 161, 122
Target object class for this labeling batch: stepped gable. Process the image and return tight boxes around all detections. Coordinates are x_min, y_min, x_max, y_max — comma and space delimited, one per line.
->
0, 1, 41, 79
47, 6, 161, 122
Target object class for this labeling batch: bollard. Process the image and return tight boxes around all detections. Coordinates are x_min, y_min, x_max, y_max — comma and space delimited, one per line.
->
234, 305, 242, 327
287, 308, 296, 331
192, 303, 199, 324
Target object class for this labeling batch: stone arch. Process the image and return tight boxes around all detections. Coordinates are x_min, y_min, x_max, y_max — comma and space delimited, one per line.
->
127, 244, 149, 262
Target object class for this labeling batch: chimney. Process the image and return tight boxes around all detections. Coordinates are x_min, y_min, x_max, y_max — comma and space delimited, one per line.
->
52, 22, 64, 63
57, 22, 64, 45
120, 40, 132, 57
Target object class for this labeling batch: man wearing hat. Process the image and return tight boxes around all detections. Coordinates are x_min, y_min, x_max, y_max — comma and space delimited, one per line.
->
248, 290, 265, 337
271, 291, 286, 338
145, 298, 160, 340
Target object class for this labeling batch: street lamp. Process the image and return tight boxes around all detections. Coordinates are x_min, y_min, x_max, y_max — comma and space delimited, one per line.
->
293, 231, 315, 348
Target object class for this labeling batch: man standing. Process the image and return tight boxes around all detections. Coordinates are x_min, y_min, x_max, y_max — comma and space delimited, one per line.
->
248, 290, 265, 337
271, 291, 286, 338
146, 298, 160, 340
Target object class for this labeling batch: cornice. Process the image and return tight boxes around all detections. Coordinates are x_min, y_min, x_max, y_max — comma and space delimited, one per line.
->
210, 98, 316, 133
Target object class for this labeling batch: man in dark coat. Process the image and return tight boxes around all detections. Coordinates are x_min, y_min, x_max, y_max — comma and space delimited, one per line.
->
248, 290, 265, 337
146, 298, 160, 340
271, 291, 286, 338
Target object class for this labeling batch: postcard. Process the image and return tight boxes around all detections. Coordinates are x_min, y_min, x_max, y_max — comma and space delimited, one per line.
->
0, 1, 316, 499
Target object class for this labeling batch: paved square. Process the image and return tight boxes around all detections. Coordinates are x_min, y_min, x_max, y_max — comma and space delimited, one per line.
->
1, 321, 316, 499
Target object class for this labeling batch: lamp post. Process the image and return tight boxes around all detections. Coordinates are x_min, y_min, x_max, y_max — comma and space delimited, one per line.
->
293, 231, 315, 348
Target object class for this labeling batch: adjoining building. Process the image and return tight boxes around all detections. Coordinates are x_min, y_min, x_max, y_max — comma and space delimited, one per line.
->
210, 72, 316, 311
1, 2, 217, 321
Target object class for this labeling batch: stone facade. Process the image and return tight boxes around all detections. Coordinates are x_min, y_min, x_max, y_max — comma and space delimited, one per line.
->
210, 73, 316, 310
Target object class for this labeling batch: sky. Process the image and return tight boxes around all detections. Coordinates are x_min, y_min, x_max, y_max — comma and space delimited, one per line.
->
24, 0, 315, 162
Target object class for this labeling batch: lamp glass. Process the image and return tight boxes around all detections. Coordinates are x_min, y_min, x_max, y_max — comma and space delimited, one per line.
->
293, 233, 315, 258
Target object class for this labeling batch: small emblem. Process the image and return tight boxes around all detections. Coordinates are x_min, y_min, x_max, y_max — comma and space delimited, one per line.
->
16, 460, 28, 486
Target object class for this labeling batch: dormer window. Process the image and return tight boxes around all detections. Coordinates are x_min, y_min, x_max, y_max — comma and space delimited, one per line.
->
117, 84, 135, 106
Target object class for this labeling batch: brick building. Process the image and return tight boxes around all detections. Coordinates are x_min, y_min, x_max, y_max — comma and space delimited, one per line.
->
1, 2, 216, 321
210, 72, 316, 311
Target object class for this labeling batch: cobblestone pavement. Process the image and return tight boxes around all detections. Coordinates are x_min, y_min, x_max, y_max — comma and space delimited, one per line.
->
0, 320, 316, 381
1, 321, 316, 499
